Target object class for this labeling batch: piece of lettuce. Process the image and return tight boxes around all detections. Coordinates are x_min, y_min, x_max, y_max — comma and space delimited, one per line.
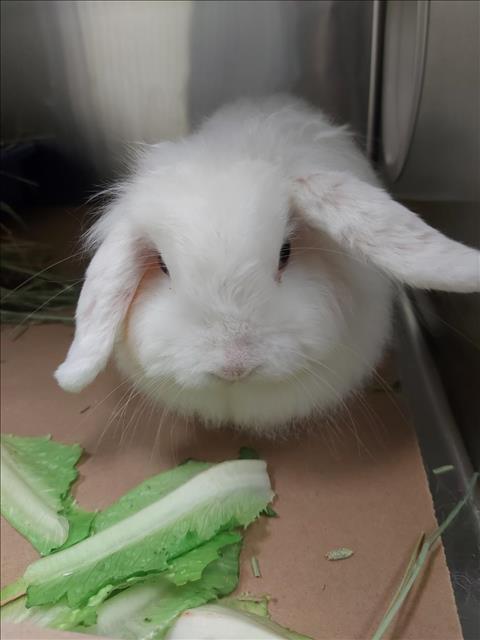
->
58, 499, 96, 551
0, 585, 113, 631
237, 449, 277, 517
93, 543, 242, 639
1, 577, 313, 640
165, 596, 313, 640
22, 460, 274, 608
163, 531, 241, 586
0, 596, 96, 631
1, 543, 243, 638
93, 461, 212, 533
2, 441, 277, 638
0, 434, 93, 555
1, 596, 82, 629
0, 578, 28, 605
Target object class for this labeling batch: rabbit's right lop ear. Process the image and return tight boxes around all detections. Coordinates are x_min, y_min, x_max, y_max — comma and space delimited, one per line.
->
292, 172, 480, 293
55, 217, 142, 393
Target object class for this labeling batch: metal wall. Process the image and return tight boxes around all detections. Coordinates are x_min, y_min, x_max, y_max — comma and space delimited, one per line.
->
1, 0, 373, 179
380, 1, 480, 466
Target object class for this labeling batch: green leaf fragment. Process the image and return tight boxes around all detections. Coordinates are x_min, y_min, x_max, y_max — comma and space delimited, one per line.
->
0, 434, 90, 555
164, 531, 242, 586
432, 464, 454, 476
262, 504, 278, 518
225, 596, 313, 638
325, 548, 354, 561
250, 556, 261, 578
58, 502, 96, 551
230, 594, 271, 616
239, 447, 260, 460
0, 578, 28, 604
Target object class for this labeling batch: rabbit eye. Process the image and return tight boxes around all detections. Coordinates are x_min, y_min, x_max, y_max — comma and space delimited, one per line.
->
279, 241, 291, 270
158, 253, 169, 275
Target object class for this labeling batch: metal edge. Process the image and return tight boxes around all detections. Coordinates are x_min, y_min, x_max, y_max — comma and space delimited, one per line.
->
395, 288, 480, 639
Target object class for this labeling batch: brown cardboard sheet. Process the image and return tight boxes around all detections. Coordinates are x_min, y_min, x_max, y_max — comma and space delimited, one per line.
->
1, 325, 461, 639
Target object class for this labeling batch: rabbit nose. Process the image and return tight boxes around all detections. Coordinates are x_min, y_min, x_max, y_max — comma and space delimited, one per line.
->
213, 365, 254, 381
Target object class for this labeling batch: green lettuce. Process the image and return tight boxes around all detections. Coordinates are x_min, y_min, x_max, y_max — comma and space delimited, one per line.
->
163, 531, 241, 586
1, 543, 243, 638
1, 595, 96, 631
93, 461, 212, 532
1, 596, 81, 629
0, 585, 114, 631
2, 438, 279, 638
22, 460, 274, 608
93, 543, 242, 639
0, 434, 93, 555
165, 596, 313, 639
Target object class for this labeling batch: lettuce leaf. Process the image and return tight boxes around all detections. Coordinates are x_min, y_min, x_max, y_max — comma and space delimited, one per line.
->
0, 434, 93, 555
58, 500, 96, 551
2, 544, 242, 638
0, 586, 112, 631
0, 578, 28, 604
2, 440, 275, 638
0, 595, 97, 631
94, 543, 241, 639
93, 461, 212, 532
163, 531, 241, 586
23, 460, 274, 608
165, 597, 313, 640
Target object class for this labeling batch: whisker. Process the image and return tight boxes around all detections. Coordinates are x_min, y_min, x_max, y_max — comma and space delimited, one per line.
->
93, 384, 140, 452
151, 383, 185, 462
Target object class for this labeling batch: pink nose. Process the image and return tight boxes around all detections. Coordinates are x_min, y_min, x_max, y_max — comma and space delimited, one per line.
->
214, 366, 253, 381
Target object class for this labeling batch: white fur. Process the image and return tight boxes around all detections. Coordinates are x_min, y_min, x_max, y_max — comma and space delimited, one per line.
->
55, 95, 480, 433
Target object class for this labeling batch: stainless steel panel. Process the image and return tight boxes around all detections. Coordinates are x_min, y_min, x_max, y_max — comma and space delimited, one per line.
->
1, 0, 374, 180
381, 0, 480, 472
381, 0, 430, 180
381, 0, 479, 202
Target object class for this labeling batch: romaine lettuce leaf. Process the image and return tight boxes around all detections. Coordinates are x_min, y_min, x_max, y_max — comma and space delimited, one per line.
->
0, 434, 93, 555
58, 499, 96, 551
164, 531, 241, 586
0, 586, 112, 631
0, 578, 28, 605
165, 597, 313, 640
1, 596, 79, 629
93, 461, 212, 532
0, 595, 97, 631
23, 460, 274, 608
2, 543, 242, 638
94, 543, 242, 639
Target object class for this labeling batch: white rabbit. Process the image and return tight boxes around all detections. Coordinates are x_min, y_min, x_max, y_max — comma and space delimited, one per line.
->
55, 95, 480, 434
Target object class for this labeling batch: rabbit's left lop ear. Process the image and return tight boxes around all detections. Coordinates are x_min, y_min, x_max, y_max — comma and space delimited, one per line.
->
55, 216, 143, 392
292, 171, 480, 293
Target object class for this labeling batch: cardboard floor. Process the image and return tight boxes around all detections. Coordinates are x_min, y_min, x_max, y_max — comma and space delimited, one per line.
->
1, 325, 461, 639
